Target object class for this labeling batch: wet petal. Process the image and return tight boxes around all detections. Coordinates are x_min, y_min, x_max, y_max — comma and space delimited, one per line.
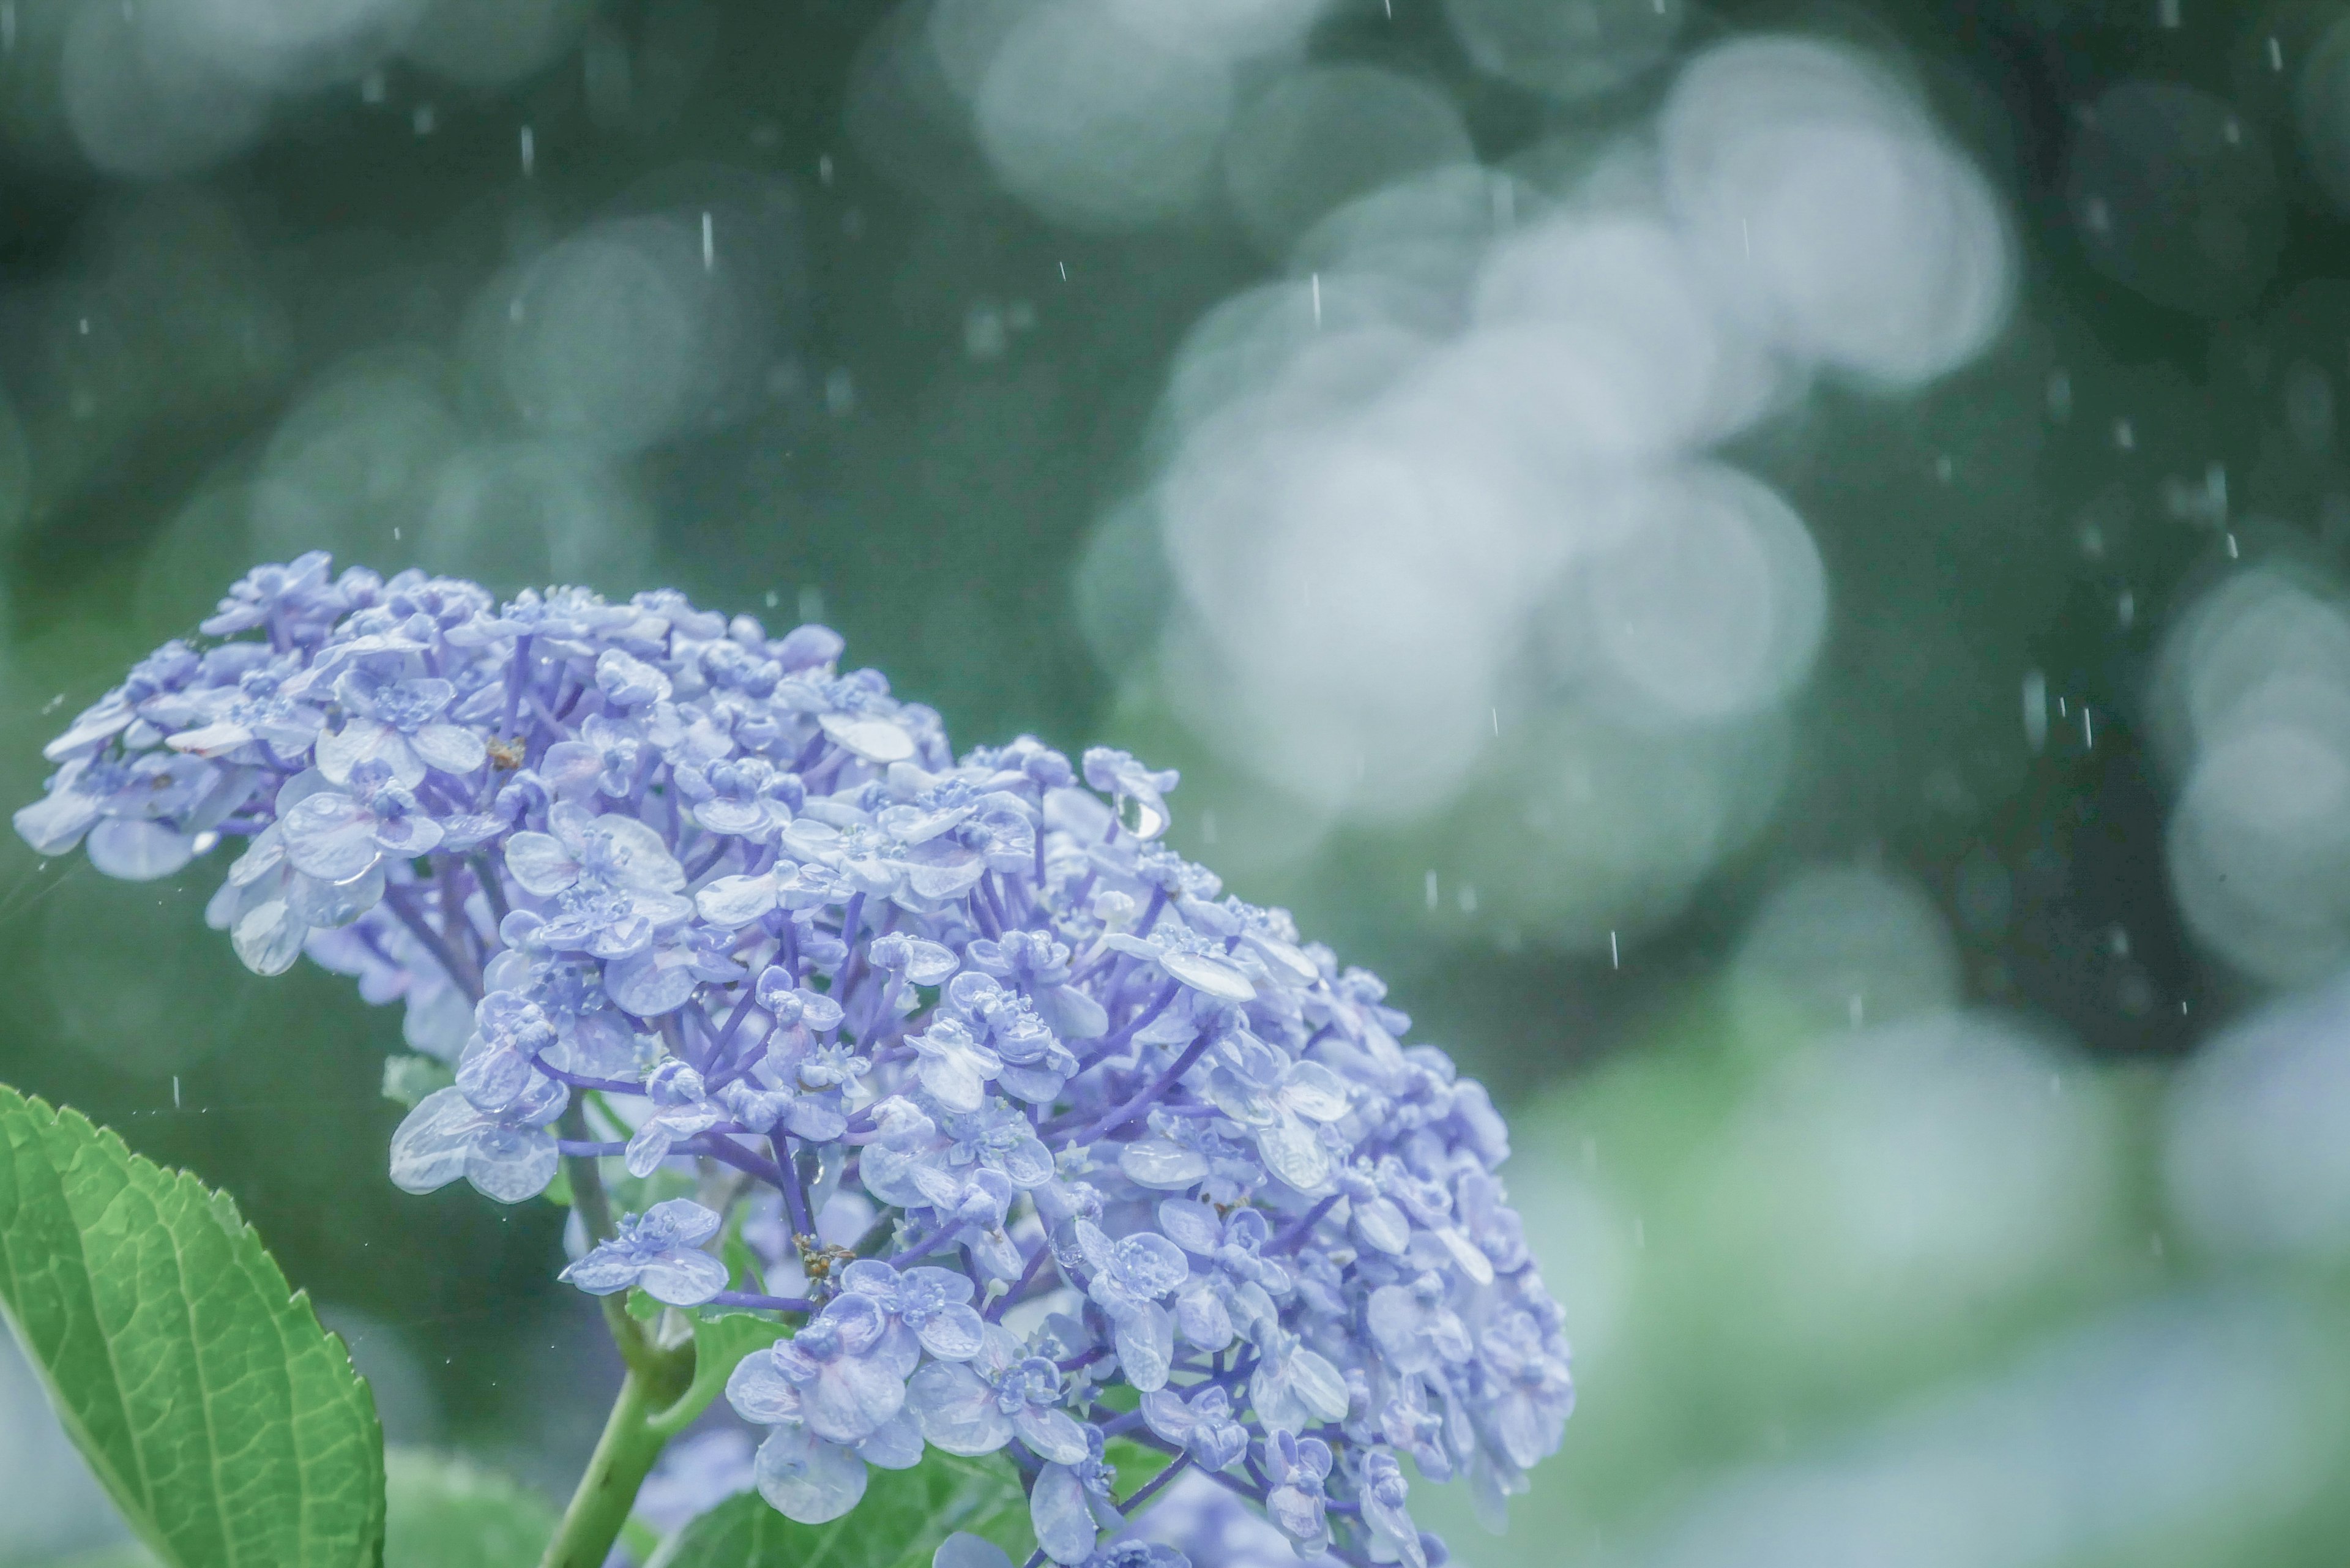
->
855, 1412, 925, 1471
1256, 1116, 1336, 1195
1113, 1302, 1174, 1393
387, 1087, 477, 1195
905, 1362, 1010, 1455
412, 722, 487, 775
558, 1250, 645, 1296
1031, 1463, 1097, 1565
1011, 1405, 1090, 1466
696, 873, 780, 928
1121, 1140, 1210, 1190
1112, 1233, 1189, 1297
13, 789, 102, 856
799, 1355, 906, 1444
754, 1425, 867, 1525
726, 1350, 804, 1426
1159, 950, 1255, 1003
465, 1125, 559, 1203
606, 946, 702, 1017
86, 818, 195, 880
915, 1304, 987, 1362
280, 793, 383, 882
503, 831, 580, 896
638, 1248, 730, 1307
231, 900, 308, 977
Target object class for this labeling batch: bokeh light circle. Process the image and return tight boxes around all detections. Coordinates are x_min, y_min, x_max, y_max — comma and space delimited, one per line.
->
1661, 37, 2013, 386
973, 0, 1236, 233
1223, 65, 1475, 257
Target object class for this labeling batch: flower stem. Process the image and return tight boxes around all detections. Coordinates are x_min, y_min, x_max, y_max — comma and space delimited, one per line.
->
537, 1359, 690, 1568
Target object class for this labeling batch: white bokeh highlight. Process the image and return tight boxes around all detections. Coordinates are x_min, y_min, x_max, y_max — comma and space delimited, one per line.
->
1086, 34, 2013, 949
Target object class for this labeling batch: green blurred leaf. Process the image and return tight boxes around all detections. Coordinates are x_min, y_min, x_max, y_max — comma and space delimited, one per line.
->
380, 1056, 454, 1110
649, 1310, 792, 1438
383, 1449, 557, 1568
0, 1081, 386, 1568
1104, 1438, 1173, 1504
649, 1452, 1032, 1568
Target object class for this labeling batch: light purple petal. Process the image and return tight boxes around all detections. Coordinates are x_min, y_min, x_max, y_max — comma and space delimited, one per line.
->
916, 1304, 987, 1363
559, 1251, 645, 1296
855, 1412, 925, 1471
799, 1356, 906, 1445
1140, 1389, 1195, 1446
231, 900, 308, 977
1113, 1301, 1174, 1393
933, 1533, 1015, 1568
726, 1350, 803, 1426
13, 790, 100, 856
319, 717, 423, 789
638, 1248, 730, 1307
1256, 1116, 1336, 1195
646, 1197, 723, 1245
1120, 1140, 1210, 1190
86, 818, 196, 881
387, 1087, 478, 1195
606, 946, 702, 1017
411, 722, 487, 775
1010, 1405, 1089, 1466
696, 874, 780, 928
1155, 1200, 1223, 1255
905, 1362, 1010, 1455
1031, 1463, 1097, 1565
280, 793, 383, 882
753, 1425, 867, 1525
465, 1124, 560, 1203
502, 831, 580, 896
1113, 1234, 1189, 1297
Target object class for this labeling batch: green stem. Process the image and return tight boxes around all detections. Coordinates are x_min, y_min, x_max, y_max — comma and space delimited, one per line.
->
537, 1360, 688, 1568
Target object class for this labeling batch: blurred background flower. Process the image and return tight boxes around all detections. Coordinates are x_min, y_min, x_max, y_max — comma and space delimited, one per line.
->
5, 0, 2350, 1563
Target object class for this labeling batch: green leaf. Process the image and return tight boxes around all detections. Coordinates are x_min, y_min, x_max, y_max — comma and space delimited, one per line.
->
379, 1056, 453, 1110
383, 1449, 558, 1568
649, 1310, 791, 1438
0, 1082, 386, 1568
1104, 1438, 1174, 1506
649, 1452, 1032, 1568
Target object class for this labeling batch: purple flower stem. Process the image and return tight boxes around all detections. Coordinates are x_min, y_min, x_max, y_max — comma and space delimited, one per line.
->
984, 1239, 1058, 1323
556, 1139, 629, 1157
1117, 1452, 1192, 1514
535, 1061, 648, 1096
685, 1135, 789, 1191
383, 883, 482, 1003
1264, 1193, 1341, 1256
778, 1139, 814, 1237
1077, 1031, 1215, 1141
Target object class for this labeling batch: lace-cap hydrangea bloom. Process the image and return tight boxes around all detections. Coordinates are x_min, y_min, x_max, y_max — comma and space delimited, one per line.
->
18, 556, 1572, 1567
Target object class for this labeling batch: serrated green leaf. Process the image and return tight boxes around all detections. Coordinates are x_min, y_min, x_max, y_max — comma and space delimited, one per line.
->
383, 1448, 558, 1568
0, 1082, 386, 1568
648, 1451, 1032, 1568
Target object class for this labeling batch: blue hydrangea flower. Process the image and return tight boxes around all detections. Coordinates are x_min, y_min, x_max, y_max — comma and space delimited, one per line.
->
903, 1323, 1087, 1463
1139, 1384, 1248, 1471
1261, 1430, 1334, 1555
559, 1199, 729, 1306
837, 1261, 987, 1361
18, 556, 1573, 1562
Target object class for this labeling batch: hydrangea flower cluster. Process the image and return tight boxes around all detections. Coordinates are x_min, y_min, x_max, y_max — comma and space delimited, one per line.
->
16, 554, 1573, 1567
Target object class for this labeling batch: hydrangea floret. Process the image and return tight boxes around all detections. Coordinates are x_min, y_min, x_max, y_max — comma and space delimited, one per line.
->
17, 554, 1574, 1568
